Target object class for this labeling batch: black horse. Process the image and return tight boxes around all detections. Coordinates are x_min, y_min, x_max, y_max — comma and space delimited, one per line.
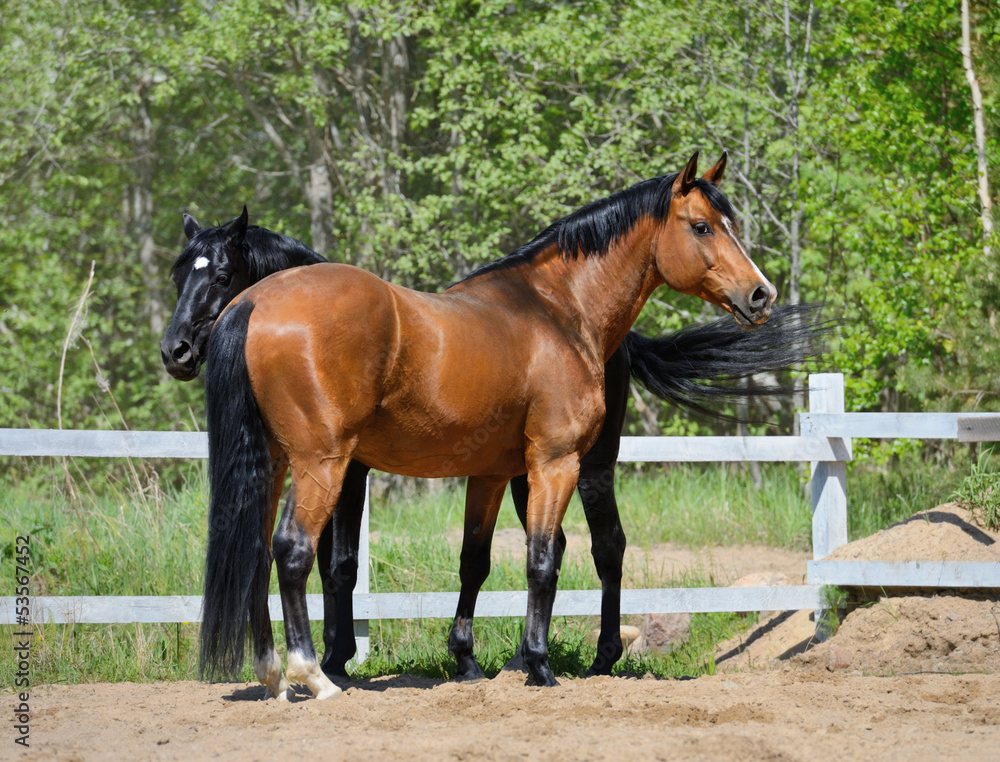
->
162, 208, 822, 680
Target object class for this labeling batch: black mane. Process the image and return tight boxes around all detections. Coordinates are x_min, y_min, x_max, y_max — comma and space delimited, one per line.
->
462, 172, 736, 282
171, 220, 326, 281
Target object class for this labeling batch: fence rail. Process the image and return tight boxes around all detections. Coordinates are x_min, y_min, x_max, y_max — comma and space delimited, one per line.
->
0, 429, 848, 463
2, 373, 999, 635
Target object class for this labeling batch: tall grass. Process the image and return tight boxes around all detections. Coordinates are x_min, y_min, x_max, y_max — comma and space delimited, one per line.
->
0, 450, 970, 688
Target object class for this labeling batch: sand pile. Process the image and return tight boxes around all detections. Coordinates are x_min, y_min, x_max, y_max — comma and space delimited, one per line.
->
716, 503, 1000, 675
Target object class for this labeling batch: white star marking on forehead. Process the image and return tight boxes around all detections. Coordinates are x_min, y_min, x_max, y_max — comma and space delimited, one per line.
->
193, 256, 210, 270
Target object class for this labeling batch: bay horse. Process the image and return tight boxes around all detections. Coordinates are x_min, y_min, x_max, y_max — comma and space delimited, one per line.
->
163, 198, 819, 685
197, 152, 777, 699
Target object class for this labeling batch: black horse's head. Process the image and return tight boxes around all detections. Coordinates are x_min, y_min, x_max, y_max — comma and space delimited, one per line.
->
160, 208, 253, 380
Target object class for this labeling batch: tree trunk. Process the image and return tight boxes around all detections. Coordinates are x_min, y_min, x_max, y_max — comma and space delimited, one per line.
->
347, 6, 375, 268
961, 0, 993, 264
783, 0, 809, 309
133, 73, 164, 340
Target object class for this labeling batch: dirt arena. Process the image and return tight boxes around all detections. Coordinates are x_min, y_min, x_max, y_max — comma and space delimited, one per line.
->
20, 669, 1000, 761
16, 503, 1000, 761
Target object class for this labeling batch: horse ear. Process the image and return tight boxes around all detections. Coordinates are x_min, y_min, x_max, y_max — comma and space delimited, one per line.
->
226, 206, 249, 246
671, 152, 699, 197
702, 151, 727, 187
183, 213, 201, 240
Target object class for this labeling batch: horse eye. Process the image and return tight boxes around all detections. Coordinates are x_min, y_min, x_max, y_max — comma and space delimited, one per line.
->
216, 272, 230, 285
693, 222, 711, 236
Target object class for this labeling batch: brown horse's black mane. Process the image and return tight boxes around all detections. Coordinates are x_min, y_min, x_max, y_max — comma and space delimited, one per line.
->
171, 222, 325, 281
461, 171, 737, 283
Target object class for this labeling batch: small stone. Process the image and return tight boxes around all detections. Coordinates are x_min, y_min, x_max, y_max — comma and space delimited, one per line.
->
619, 625, 642, 646
826, 643, 853, 671
632, 613, 691, 656
588, 625, 641, 648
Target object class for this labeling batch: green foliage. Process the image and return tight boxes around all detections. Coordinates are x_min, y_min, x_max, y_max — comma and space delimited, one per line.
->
1, 0, 998, 442
810, 0, 1000, 411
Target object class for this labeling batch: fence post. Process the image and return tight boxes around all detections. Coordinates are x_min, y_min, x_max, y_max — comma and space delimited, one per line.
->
809, 373, 849, 640
352, 475, 371, 665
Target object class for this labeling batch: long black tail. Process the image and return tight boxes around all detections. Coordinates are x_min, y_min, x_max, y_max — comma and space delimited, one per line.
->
622, 303, 831, 419
199, 299, 273, 680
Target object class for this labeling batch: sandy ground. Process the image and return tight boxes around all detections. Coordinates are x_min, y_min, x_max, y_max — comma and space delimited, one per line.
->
20, 670, 1000, 761
13, 503, 1000, 761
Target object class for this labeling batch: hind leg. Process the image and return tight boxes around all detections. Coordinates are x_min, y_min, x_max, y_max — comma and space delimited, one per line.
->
254, 452, 294, 700
579, 347, 629, 675
251, 584, 292, 701
578, 461, 626, 675
448, 476, 508, 680
318, 459, 370, 680
273, 456, 352, 700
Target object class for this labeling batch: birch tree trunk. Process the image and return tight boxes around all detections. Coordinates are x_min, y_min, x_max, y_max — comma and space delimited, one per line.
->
961, 0, 993, 262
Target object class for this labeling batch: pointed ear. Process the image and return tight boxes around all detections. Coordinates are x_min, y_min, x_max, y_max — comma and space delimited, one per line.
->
225, 206, 249, 246
702, 151, 727, 187
671, 152, 699, 197
182, 213, 201, 240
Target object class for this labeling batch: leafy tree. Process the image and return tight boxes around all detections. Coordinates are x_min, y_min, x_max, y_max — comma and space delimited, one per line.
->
1, 0, 997, 451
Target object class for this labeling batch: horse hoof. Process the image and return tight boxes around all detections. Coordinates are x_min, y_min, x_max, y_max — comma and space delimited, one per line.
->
500, 651, 527, 674
314, 684, 343, 701
263, 686, 294, 702
453, 664, 487, 683
525, 669, 560, 687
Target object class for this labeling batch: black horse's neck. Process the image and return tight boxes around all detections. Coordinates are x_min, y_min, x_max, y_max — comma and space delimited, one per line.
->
243, 227, 326, 283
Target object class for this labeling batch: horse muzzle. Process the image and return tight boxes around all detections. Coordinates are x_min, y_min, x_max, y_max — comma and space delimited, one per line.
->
160, 336, 203, 381
731, 282, 777, 328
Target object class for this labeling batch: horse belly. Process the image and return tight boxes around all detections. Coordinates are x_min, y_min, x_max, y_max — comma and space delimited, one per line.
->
354, 398, 527, 478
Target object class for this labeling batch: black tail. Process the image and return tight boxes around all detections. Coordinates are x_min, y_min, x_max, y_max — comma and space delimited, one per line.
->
199, 299, 273, 680
622, 303, 832, 420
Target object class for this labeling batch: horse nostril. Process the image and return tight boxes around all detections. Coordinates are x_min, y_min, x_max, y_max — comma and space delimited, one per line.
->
171, 341, 192, 363
750, 286, 768, 307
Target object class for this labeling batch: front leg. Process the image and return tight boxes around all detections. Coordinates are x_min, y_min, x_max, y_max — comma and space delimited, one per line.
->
448, 476, 507, 680
503, 474, 567, 674
522, 454, 581, 687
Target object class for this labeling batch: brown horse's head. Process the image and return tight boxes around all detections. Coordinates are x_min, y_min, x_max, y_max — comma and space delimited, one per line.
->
654, 152, 776, 327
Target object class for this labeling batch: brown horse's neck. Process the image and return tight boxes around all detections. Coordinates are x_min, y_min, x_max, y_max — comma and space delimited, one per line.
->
519, 217, 664, 362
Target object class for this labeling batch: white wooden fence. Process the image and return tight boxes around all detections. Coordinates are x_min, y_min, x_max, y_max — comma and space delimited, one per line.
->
2, 373, 998, 643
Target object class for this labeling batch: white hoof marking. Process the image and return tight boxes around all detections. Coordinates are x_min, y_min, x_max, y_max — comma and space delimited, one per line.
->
254, 649, 292, 701
287, 651, 342, 701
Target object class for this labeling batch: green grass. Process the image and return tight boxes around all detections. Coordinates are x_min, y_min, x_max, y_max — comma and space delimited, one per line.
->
372, 462, 815, 551
0, 450, 971, 690
952, 449, 1000, 530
